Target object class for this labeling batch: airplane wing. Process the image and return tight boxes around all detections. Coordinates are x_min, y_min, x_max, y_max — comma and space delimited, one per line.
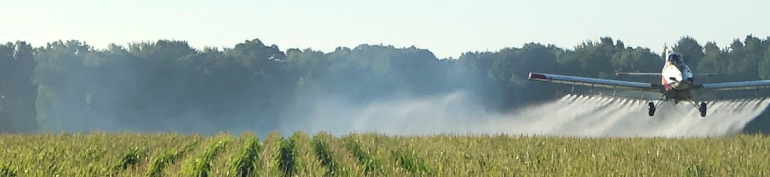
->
528, 72, 664, 92
616, 72, 718, 76
616, 72, 661, 76
694, 73, 720, 76
694, 80, 770, 91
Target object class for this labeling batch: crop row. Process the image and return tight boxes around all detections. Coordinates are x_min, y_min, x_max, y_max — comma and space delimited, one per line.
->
1, 132, 770, 176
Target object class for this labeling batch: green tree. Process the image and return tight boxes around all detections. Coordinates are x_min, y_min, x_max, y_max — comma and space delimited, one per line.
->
759, 45, 770, 80
0, 42, 39, 132
33, 40, 93, 132
698, 42, 728, 75
673, 36, 704, 71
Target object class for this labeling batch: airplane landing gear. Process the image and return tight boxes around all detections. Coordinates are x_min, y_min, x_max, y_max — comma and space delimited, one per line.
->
647, 95, 665, 117
648, 102, 656, 116
690, 100, 707, 117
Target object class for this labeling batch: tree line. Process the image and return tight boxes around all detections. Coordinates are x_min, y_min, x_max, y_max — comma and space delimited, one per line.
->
1, 35, 769, 134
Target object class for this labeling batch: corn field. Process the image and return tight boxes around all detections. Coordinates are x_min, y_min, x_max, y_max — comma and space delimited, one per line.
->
1, 131, 769, 176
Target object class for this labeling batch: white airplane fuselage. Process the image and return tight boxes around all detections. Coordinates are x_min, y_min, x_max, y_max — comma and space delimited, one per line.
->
660, 54, 694, 102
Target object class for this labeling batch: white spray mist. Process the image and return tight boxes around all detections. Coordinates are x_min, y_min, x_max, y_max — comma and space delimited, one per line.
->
281, 90, 770, 137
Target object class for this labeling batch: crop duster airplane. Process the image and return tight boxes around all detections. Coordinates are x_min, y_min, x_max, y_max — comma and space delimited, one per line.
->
527, 44, 770, 117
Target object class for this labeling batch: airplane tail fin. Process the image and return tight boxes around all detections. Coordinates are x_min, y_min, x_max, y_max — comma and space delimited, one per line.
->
662, 43, 669, 61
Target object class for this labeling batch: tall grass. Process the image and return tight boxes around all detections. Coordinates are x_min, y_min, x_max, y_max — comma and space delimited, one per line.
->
341, 133, 382, 175
145, 137, 201, 177
180, 133, 232, 177
259, 131, 283, 176
311, 132, 343, 176
227, 133, 262, 177
2, 132, 770, 176
0, 162, 17, 177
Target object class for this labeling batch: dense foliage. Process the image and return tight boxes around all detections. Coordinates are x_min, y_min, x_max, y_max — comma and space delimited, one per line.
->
1, 132, 769, 176
1, 35, 770, 134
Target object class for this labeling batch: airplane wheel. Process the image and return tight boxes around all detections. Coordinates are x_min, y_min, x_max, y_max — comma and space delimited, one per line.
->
648, 102, 655, 116
700, 102, 707, 117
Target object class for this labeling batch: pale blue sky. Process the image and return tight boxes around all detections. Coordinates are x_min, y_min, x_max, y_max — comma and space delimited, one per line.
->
1, 0, 768, 59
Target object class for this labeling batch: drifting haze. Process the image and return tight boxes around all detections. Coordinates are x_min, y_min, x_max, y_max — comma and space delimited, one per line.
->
286, 91, 770, 137
2, 35, 770, 137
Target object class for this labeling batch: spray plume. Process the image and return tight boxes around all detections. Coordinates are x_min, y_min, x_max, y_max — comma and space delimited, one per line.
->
286, 90, 770, 137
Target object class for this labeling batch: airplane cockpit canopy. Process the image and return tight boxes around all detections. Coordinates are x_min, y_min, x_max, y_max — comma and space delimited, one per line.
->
668, 53, 684, 65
